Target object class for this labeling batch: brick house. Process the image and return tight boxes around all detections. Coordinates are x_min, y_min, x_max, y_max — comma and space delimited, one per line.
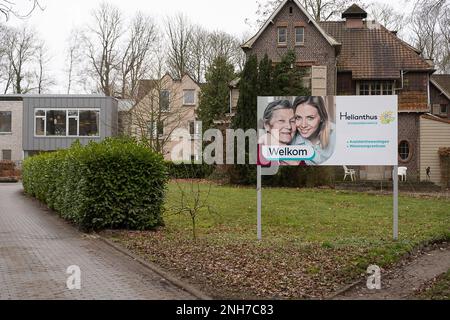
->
124, 73, 201, 161
238, 0, 450, 183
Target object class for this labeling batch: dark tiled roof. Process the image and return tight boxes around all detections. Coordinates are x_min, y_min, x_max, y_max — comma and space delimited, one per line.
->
342, 4, 367, 18
431, 74, 450, 97
319, 21, 434, 79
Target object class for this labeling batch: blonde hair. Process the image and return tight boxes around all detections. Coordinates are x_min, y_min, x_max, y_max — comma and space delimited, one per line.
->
293, 96, 330, 149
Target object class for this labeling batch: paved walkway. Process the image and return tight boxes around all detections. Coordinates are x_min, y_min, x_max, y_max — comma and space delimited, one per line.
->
0, 183, 195, 300
334, 243, 450, 300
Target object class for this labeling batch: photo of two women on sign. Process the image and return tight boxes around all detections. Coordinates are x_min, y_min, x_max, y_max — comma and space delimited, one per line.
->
258, 96, 336, 166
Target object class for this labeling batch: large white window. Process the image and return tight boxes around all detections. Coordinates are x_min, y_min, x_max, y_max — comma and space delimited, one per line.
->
34, 109, 100, 137
183, 90, 196, 105
358, 81, 394, 95
0, 111, 12, 133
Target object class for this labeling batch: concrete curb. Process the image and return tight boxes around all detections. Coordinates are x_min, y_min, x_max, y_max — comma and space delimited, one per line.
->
326, 278, 364, 300
98, 236, 211, 301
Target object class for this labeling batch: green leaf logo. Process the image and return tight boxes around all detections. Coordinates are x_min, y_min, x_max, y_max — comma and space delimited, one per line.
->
380, 111, 395, 124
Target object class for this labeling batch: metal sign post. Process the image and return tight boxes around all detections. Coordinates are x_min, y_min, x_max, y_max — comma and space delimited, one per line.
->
257, 165, 262, 241
393, 165, 399, 240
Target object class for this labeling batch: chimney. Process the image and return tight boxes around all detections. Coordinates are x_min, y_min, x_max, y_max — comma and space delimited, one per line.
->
342, 4, 367, 29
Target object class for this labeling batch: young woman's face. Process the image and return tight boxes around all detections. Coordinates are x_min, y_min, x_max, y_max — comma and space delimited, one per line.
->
295, 103, 321, 140
265, 108, 295, 145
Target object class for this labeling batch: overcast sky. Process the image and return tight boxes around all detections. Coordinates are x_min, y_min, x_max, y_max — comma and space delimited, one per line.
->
5, 0, 410, 94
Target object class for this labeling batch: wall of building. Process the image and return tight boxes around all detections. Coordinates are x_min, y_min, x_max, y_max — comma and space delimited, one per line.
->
419, 116, 450, 185
398, 72, 429, 112
430, 83, 450, 118
246, 3, 337, 95
0, 100, 23, 162
336, 72, 356, 95
130, 75, 200, 161
398, 113, 421, 181
22, 96, 118, 155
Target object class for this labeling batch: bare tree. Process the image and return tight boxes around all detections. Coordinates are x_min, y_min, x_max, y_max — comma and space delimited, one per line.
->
3, 24, 38, 93
409, 1, 443, 61
130, 74, 194, 155
367, 2, 405, 34
438, 3, 450, 72
206, 31, 243, 70
187, 25, 208, 83
34, 41, 54, 93
166, 13, 193, 79
170, 179, 214, 241
183, 27, 245, 83
65, 29, 83, 94
0, 0, 42, 20
248, 0, 364, 28
118, 12, 157, 99
83, 2, 123, 96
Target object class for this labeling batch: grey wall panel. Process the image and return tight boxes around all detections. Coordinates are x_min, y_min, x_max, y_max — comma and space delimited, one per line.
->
22, 96, 117, 154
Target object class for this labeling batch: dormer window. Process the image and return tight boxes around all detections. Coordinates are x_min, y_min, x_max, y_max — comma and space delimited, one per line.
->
277, 27, 287, 46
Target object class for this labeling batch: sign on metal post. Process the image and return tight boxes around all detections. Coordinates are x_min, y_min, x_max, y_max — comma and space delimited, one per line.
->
393, 165, 399, 240
256, 96, 399, 240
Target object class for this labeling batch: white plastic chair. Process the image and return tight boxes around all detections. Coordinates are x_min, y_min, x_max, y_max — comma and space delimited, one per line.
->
343, 166, 356, 181
398, 167, 407, 182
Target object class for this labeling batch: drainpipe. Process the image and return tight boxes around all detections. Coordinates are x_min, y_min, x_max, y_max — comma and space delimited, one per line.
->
394, 70, 405, 92
427, 73, 431, 111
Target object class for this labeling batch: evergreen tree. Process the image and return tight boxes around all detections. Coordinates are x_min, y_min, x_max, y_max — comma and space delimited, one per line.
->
229, 54, 259, 184
232, 54, 259, 131
257, 54, 272, 96
197, 56, 235, 130
272, 50, 310, 96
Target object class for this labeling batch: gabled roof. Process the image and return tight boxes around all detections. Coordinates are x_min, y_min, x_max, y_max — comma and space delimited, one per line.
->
342, 4, 367, 19
319, 21, 435, 79
431, 74, 450, 101
241, 0, 340, 49
421, 113, 450, 124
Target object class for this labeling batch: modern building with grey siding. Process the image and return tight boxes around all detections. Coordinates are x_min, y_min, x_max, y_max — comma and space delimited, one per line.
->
0, 95, 118, 158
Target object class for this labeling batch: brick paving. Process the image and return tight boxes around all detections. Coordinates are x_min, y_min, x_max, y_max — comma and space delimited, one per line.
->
0, 183, 195, 300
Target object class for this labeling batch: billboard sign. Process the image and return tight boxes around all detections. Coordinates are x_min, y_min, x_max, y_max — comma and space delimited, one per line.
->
257, 96, 398, 166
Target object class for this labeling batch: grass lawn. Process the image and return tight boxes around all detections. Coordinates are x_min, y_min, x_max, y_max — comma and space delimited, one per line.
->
105, 181, 450, 299
416, 269, 450, 300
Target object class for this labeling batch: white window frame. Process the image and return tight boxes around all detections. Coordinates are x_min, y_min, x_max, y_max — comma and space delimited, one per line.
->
68, 110, 79, 136
34, 108, 101, 138
357, 81, 395, 96
148, 120, 164, 139
277, 27, 287, 45
295, 27, 305, 45
183, 89, 196, 106
188, 120, 201, 140
0, 111, 12, 134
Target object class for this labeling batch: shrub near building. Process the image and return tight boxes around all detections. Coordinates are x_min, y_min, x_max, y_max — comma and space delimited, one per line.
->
22, 138, 168, 231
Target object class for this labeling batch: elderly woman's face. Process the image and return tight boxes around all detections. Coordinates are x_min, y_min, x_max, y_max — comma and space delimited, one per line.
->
295, 103, 321, 140
265, 108, 295, 145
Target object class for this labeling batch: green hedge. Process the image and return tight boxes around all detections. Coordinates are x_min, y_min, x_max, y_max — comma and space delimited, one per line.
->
22, 138, 168, 231
165, 161, 214, 179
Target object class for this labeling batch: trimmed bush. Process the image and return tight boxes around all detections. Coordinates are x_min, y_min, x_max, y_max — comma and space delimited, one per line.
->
165, 161, 214, 179
22, 138, 168, 231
